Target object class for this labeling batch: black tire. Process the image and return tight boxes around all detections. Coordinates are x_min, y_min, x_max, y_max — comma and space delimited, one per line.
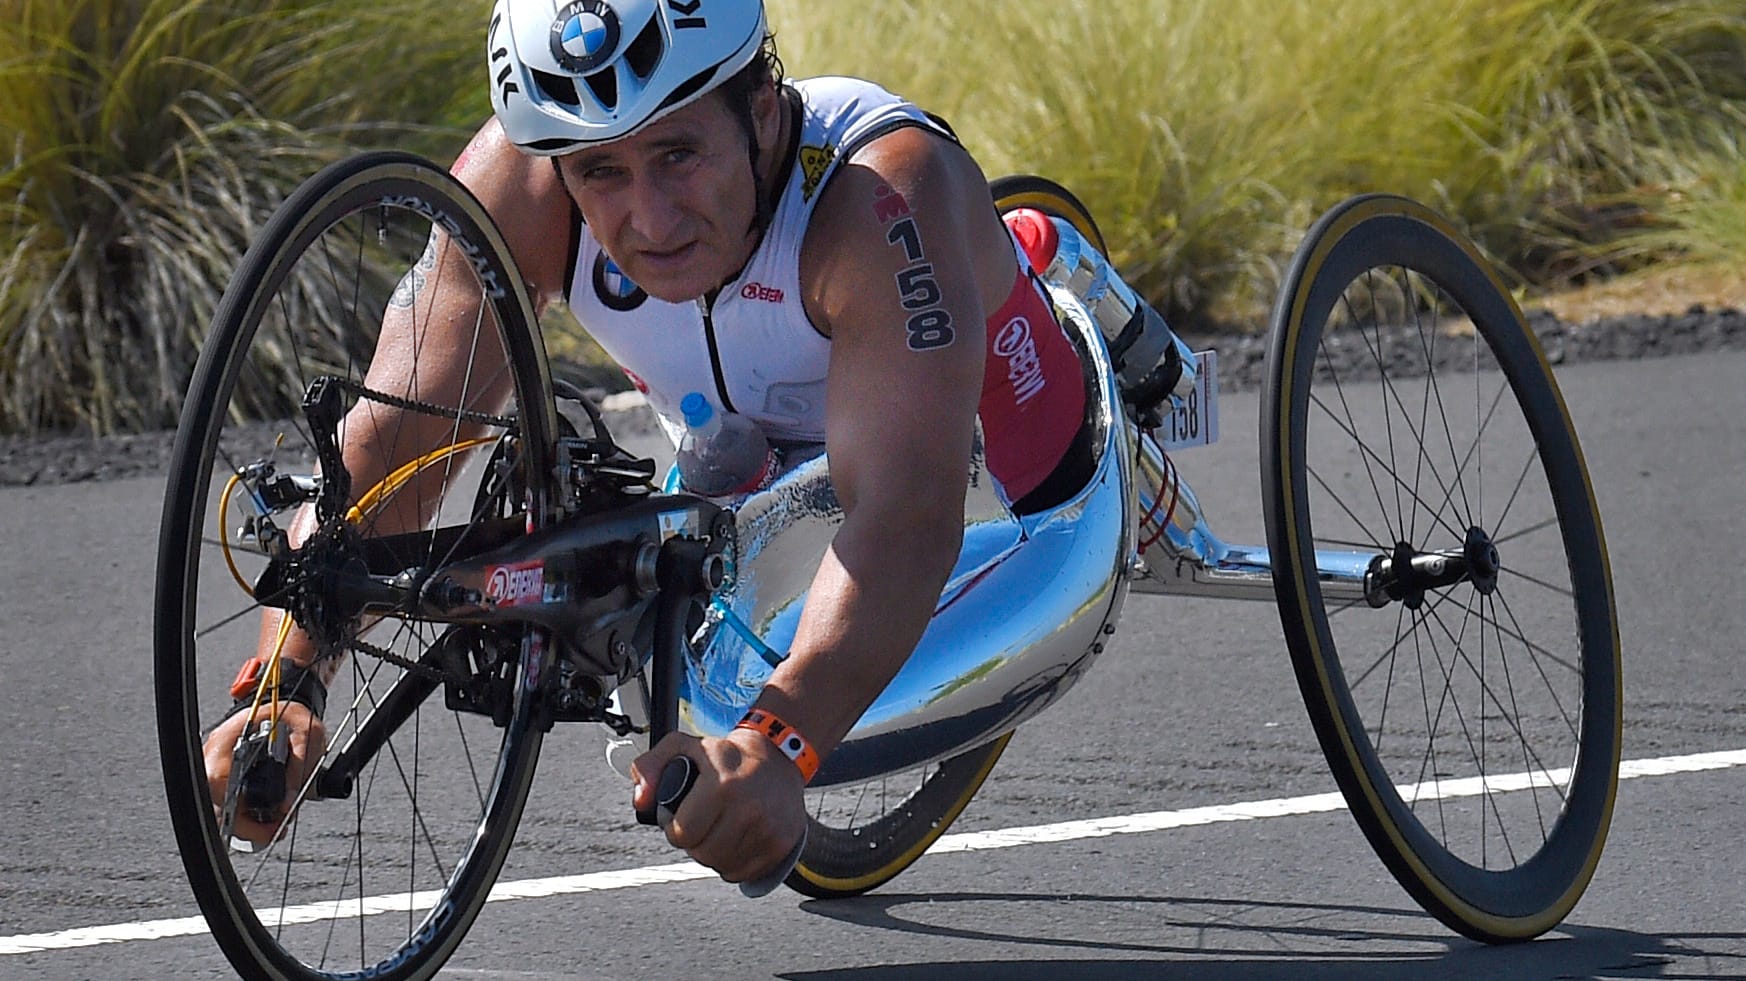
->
155, 152, 561, 980
786, 733, 1014, 899
1261, 194, 1621, 942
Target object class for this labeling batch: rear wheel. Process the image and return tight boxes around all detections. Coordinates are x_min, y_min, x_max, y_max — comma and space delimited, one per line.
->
155, 152, 561, 979
1262, 194, 1621, 942
786, 733, 1013, 898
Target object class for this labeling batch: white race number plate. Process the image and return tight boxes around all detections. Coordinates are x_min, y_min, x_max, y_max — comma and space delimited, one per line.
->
1157, 349, 1219, 450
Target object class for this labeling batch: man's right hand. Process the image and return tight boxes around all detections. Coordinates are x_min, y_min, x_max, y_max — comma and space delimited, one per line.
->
202, 701, 327, 846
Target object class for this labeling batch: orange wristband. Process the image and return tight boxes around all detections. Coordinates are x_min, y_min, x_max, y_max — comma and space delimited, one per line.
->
735, 709, 820, 785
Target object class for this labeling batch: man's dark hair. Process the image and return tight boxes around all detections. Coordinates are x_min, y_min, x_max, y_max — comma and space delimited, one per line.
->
718, 32, 785, 107
717, 32, 787, 233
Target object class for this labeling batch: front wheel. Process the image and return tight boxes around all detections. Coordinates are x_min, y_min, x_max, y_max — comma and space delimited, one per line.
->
154, 152, 560, 980
1261, 194, 1621, 942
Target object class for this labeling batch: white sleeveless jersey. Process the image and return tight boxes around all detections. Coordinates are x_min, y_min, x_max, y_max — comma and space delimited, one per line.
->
565, 76, 952, 443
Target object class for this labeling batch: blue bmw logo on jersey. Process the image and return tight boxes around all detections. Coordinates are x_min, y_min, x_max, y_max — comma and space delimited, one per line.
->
592, 251, 647, 312
600, 257, 636, 296
550, 0, 620, 75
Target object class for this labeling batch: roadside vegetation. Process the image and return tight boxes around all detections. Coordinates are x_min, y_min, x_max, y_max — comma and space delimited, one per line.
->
0, 0, 486, 435
2, 0, 1742, 434
775, 0, 1746, 326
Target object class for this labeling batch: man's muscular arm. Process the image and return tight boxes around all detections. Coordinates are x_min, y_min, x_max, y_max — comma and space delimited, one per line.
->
765, 126, 1013, 759
344, 119, 573, 532
204, 119, 577, 844
631, 126, 1017, 882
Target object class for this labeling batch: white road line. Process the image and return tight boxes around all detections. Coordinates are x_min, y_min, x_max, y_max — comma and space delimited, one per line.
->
4, 746, 1743, 956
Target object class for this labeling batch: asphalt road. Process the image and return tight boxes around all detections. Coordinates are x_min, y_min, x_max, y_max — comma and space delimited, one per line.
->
2, 349, 1745, 980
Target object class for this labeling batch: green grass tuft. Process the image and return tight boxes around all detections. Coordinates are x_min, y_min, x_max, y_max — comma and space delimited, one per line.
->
0, 0, 489, 435
768, 0, 1746, 328
2, 0, 1743, 434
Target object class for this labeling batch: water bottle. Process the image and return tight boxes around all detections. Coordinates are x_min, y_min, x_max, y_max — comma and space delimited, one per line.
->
674, 392, 779, 497
1010, 209, 1196, 400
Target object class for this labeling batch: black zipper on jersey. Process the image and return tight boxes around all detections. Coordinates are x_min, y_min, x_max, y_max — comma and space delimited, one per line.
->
697, 290, 737, 414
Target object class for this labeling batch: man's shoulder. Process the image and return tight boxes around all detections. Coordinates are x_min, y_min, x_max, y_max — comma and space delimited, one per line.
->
790, 75, 897, 98
451, 119, 574, 302
454, 119, 564, 213
789, 75, 930, 131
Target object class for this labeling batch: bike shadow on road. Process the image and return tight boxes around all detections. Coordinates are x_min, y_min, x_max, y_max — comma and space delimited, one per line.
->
784, 892, 1746, 980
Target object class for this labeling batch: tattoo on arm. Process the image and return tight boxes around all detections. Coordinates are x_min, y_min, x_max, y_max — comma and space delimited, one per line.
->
388, 232, 442, 310
871, 184, 956, 351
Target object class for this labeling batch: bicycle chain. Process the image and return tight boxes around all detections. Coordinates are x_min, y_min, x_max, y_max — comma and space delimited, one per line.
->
347, 635, 447, 682
325, 378, 519, 684
334, 377, 517, 430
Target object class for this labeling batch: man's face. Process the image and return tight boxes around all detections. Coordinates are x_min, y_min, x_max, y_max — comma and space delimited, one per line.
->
556, 92, 760, 304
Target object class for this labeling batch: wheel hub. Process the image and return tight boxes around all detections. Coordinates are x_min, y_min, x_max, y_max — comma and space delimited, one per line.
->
1464, 525, 1501, 595
1364, 526, 1501, 609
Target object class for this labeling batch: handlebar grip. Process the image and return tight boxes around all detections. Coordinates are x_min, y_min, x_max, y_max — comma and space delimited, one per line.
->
631, 753, 805, 898
634, 755, 697, 827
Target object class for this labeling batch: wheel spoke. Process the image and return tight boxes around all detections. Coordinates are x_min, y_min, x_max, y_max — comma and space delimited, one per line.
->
1491, 590, 1580, 733
1308, 392, 1470, 545
1489, 443, 1545, 546
1359, 335, 1511, 549
1497, 564, 1577, 599
1490, 513, 1560, 549
1265, 196, 1618, 938
1419, 601, 1570, 805
1408, 286, 1441, 546
1408, 589, 1482, 806
1418, 310, 1476, 532
1487, 593, 1551, 843
1332, 285, 1404, 544
158, 156, 552, 978
1306, 461, 1395, 553
1346, 587, 1462, 690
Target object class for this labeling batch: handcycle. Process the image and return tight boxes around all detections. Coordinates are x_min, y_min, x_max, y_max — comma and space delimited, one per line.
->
154, 151, 1621, 980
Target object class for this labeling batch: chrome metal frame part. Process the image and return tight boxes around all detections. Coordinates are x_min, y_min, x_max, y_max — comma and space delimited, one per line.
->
674, 289, 1132, 787
1125, 428, 1376, 605
661, 285, 1386, 788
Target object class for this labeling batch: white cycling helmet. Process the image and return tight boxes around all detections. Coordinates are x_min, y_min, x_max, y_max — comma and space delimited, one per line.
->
488, 0, 768, 154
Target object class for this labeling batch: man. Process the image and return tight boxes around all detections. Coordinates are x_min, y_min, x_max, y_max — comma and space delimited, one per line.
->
205, 0, 1090, 889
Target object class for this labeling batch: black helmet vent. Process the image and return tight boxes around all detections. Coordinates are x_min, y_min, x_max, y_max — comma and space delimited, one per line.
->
623, 18, 664, 79
582, 68, 618, 110
532, 69, 581, 107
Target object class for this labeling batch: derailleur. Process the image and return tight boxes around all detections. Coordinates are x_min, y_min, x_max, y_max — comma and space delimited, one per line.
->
556, 435, 659, 514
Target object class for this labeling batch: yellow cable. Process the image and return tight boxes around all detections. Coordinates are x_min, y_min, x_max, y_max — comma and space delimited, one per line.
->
219, 474, 255, 598
226, 436, 490, 729
245, 613, 295, 725
346, 437, 493, 524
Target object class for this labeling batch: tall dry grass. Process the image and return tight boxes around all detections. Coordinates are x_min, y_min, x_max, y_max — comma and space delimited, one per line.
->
0, 0, 488, 435
2, 0, 1742, 434
768, 0, 1746, 326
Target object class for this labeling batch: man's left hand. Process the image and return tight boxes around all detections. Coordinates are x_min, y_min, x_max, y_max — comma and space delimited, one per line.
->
630, 728, 807, 884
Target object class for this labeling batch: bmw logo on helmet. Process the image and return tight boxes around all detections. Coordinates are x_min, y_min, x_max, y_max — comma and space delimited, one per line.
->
550, 0, 621, 76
